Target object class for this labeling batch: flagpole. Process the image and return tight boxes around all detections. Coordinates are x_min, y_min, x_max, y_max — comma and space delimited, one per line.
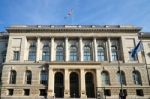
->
139, 32, 150, 85
117, 46, 123, 98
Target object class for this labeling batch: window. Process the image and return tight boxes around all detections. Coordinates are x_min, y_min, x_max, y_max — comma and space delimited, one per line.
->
24, 89, 30, 96
40, 89, 47, 96
133, 71, 142, 85
13, 51, 20, 61
104, 89, 111, 96
56, 45, 64, 61
40, 70, 48, 85
70, 45, 78, 61
25, 70, 32, 84
97, 46, 105, 61
117, 71, 126, 85
136, 89, 144, 96
8, 89, 13, 96
28, 44, 36, 61
84, 45, 92, 61
42, 45, 50, 61
101, 71, 110, 85
9, 70, 16, 84
111, 46, 118, 61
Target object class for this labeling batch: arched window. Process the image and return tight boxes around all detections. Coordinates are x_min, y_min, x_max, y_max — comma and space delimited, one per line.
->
84, 45, 92, 61
25, 70, 32, 84
133, 70, 142, 85
40, 70, 48, 85
111, 45, 118, 61
56, 45, 64, 61
42, 45, 50, 61
70, 45, 78, 61
28, 44, 36, 61
97, 46, 105, 61
101, 71, 110, 85
117, 71, 126, 85
9, 70, 16, 84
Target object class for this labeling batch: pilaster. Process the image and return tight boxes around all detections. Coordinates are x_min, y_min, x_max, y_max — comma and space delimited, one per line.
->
94, 38, 98, 61
36, 37, 40, 62
48, 69, 54, 97
79, 38, 83, 61
51, 38, 55, 61
64, 69, 70, 98
65, 38, 69, 61
80, 69, 87, 98
107, 38, 112, 62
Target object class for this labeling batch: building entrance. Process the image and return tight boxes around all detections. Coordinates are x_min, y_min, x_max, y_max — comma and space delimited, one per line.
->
70, 72, 80, 98
54, 72, 64, 98
85, 72, 95, 98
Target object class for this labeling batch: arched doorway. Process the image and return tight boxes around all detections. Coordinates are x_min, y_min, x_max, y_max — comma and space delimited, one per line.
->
54, 72, 64, 98
85, 72, 95, 98
70, 72, 80, 98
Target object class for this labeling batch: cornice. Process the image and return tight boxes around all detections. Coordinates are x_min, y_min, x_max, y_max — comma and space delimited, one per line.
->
6, 27, 141, 33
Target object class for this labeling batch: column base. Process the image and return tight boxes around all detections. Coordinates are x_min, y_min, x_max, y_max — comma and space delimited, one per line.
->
81, 91, 87, 99
64, 90, 70, 98
48, 90, 54, 97
47, 96, 55, 99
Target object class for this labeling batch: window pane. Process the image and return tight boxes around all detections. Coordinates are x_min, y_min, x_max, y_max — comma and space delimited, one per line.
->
97, 46, 105, 61
40, 70, 48, 85
84, 46, 92, 61
9, 70, 16, 84
42, 45, 50, 61
56, 46, 64, 61
28, 45, 36, 61
111, 46, 117, 61
26, 71, 32, 84
117, 71, 126, 85
70, 46, 78, 61
13, 51, 20, 60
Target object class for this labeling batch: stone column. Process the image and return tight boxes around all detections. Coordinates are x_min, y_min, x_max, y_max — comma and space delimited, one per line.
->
48, 68, 54, 98
51, 38, 55, 61
80, 69, 87, 98
94, 38, 98, 61
79, 38, 83, 61
64, 69, 70, 98
20, 37, 27, 62
96, 69, 102, 91
5, 37, 13, 62
36, 37, 40, 62
65, 38, 69, 61
107, 38, 112, 62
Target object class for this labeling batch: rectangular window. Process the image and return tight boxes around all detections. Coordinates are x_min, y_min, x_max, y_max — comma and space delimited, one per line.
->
136, 89, 144, 96
8, 89, 13, 96
40, 89, 47, 96
24, 89, 30, 96
13, 51, 20, 61
104, 89, 111, 96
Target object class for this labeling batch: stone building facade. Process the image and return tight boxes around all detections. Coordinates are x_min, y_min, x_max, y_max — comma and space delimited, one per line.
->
0, 25, 150, 99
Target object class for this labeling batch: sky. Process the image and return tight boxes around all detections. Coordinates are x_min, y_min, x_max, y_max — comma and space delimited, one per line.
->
0, 0, 150, 32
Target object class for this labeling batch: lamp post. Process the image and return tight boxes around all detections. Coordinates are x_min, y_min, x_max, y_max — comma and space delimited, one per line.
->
117, 46, 123, 99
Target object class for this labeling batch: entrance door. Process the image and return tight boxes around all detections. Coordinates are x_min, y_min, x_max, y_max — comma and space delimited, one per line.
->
70, 72, 80, 98
85, 72, 95, 98
54, 72, 64, 98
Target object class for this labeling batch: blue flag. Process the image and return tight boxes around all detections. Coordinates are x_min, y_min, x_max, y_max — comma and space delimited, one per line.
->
131, 41, 143, 58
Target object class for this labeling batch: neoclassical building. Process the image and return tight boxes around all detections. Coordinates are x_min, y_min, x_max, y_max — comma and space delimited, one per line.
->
0, 25, 150, 99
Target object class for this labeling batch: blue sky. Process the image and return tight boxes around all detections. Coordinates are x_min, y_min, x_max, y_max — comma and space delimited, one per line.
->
0, 0, 150, 32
